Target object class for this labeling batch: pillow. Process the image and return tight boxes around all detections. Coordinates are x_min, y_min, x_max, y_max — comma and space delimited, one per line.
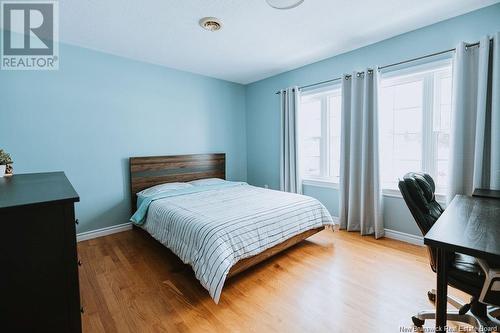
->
188, 178, 227, 186
137, 182, 193, 196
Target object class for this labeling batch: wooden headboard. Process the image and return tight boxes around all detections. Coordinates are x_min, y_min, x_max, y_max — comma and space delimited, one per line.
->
129, 153, 225, 210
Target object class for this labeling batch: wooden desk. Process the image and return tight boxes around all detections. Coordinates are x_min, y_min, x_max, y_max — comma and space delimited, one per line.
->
424, 195, 500, 331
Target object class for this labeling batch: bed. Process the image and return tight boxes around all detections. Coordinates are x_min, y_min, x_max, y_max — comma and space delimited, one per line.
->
129, 153, 333, 302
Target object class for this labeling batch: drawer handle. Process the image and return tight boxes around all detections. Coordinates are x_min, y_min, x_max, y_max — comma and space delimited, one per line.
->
75, 219, 79, 225
80, 306, 84, 314
78, 260, 82, 266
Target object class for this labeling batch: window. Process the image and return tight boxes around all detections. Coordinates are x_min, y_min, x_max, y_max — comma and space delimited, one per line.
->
298, 85, 342, 183
379, 60, 452, 194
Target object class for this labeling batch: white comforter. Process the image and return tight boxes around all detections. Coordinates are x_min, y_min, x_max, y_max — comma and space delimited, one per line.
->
141, 182, 334, 302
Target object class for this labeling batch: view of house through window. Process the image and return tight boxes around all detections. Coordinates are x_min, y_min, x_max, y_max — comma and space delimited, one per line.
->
379, 60, 453, 194
298, 85, 342, 183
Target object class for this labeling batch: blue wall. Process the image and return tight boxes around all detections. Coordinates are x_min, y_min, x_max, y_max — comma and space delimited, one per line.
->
0, 43, 247, 233
1, 4, 499, 237
245, 4, 500, 236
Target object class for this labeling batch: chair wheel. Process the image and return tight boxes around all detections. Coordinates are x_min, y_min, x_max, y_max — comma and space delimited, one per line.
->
412, 316, 425, 327
427, 291, 436, 302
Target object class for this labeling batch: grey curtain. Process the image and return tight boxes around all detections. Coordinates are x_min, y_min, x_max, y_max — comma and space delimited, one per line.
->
448, 32, 500, 201
280, 86, 302, 194
339, 71, 384, 238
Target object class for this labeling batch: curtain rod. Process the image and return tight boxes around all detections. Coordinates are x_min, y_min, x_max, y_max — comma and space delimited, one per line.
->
275, 40, 485, 95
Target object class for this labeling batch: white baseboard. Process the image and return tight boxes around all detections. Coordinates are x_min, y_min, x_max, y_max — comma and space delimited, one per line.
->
76, 221, 422, 247
77, 222, 133, 242
384, 228, 423, 246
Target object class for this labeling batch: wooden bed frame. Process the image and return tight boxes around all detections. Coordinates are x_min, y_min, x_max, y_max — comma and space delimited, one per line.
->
129, 153, 324, 278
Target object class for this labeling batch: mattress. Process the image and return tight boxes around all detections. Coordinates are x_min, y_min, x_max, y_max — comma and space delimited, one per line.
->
136, 182, 334, 302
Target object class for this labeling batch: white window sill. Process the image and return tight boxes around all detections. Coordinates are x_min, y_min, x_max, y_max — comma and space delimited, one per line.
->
302, 179, 339, 189
302, 182, 447, 205
382, 188, 405, 198
382, 188, 447, 205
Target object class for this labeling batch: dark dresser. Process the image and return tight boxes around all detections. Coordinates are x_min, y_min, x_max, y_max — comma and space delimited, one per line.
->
0, 172, 82, 333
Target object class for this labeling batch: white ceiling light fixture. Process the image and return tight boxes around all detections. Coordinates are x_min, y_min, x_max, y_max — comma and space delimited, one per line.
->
266, 0, 304, 10
199, 17, 222, 32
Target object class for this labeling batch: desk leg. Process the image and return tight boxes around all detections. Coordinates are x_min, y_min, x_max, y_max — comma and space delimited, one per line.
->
435, 248, 449, 332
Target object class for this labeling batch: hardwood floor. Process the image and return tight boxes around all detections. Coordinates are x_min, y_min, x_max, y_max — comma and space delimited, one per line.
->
78, 229, 469, 332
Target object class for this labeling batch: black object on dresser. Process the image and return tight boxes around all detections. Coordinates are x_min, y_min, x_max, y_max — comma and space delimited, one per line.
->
0, 172, 82, 333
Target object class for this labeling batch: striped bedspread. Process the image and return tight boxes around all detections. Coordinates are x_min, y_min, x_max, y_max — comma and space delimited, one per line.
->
140, 182, 334, 303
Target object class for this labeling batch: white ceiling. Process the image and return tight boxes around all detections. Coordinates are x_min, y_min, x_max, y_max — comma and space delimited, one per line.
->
60, 0, 499, 84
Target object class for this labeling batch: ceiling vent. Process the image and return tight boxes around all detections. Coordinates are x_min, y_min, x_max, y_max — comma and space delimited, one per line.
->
199, 17, 222, 32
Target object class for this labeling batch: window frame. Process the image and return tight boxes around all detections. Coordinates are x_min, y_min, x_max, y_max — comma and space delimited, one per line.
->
297, 59, 452, 199
299, 84, 342, 184
379, 58, 453, 196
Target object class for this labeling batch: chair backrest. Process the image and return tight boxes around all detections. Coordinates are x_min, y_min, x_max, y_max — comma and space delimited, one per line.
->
398, 172, 444, 272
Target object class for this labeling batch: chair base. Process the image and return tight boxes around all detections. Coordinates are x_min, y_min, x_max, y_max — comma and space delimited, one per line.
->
412, 290, 499, 331
412, 310, 488, 330
487, 307, 500, 326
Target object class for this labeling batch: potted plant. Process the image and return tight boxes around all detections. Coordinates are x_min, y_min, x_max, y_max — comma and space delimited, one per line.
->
0, 149, 13, 177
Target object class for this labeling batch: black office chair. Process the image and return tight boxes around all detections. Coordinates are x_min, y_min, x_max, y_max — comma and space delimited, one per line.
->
398, 172, 498, 330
